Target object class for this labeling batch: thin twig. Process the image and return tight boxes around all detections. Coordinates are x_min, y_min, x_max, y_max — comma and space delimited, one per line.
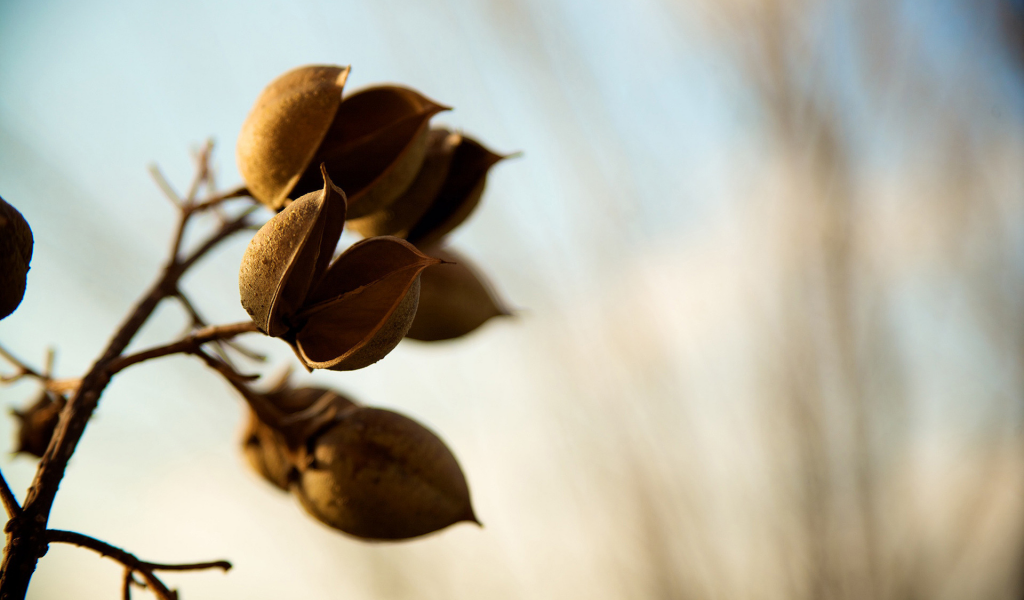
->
172, 293, 266, 363
173, 291, 207, 330
190, 185, 250, 212
103, 321, 260, 376
47, 530, 233, 573
122, 568, 133, 600
184, 140, 214, 205
0, 345, 44, 382
43, 349, 54, 379
0, 469, 21, 518
171, 292, 240, 369
179, 207, 259, 272
192, 350, 285, 428
147, 165, 183, 209
47, 529, 231, 600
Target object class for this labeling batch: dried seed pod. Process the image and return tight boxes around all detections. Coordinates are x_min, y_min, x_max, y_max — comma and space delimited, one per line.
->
347, 129, 459, 238
406, 246, 510, 342
242, 386, 356, 491
0, 196, 33, 320
292, 86, 449, 219
12, 391, 64, 458
294, 237, 434, 370
293, 406, 477, 540
405, 134, 505, 248
242, 413, 294, 491
237, 65, 351, 211
239, 168, 442, 370
237, 64, 448, 215
350, 131, 506, 246
239, 165, 347, 337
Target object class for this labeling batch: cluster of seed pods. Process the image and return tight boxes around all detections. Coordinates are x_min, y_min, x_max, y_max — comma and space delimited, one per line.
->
235, 64, 509, 539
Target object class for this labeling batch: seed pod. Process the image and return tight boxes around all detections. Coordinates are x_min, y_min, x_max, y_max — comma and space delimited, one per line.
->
237, 65, 351, 211
293, 238, 434, 370
239, 168, 441, 370
406, 246, 510, 342
12, 391, 64, 458
239, 165, 348, 337
242, 386, 356, 491
349, 130, 506, 247
0, 196, 33, 320
347, 129, 460, 238
293, 406, 477, 540
406, 135, 505, 247
237, 65, 448, 215
292, 86, 449, 219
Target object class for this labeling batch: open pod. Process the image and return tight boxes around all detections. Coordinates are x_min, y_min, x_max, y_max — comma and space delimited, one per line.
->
239, 168, 441, 371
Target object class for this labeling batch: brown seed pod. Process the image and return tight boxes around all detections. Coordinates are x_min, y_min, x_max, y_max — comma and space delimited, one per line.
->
242, 385, 356, 491
237, 65, 351, 211
293, 237, 433, 370
347, 129, 460, 238
348, 130, 506, 247
293, 406, 477, 540
291, 86, 449, 219
12, 391, 65, 458
239, 165, 348, 337
239, 168, 442, 370
0, 195, 33, 320
406, 246, 510, 342
237, 64, 448, 215
406, 135, 505, 248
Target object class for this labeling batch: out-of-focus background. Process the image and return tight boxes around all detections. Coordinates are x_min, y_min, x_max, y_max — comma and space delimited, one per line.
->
2, 0, 1024, 598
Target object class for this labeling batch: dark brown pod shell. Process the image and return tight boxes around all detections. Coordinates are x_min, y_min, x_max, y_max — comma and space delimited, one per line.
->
294, 238, 439, 371
406, 246, 510, 341
405, 135, 505, 248
0, 196, 33, 320
290, 86, 449, 219
347, 129, 460, 238
294, 407, 477, 540
237, 65, 350, 210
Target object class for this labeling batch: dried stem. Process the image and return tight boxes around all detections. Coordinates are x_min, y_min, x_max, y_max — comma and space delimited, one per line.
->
172, 292, 266, 364
0, 153, 256, 599
0, 345, 45, 383
0, 469, 21, 519
47, 529, 231, 600
191, 185, 250, 212
192, 350, 286, 430
104, 321, 260, 376
147, 165, 183, 209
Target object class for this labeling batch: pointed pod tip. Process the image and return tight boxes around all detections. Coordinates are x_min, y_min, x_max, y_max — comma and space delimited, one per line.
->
337, 66, 352, 87
318, 163, 348, 210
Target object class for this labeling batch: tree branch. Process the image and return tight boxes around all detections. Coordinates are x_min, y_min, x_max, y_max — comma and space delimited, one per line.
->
47, 529, 231, 600
0, 158, 257, 599
103, 321, 260, 376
